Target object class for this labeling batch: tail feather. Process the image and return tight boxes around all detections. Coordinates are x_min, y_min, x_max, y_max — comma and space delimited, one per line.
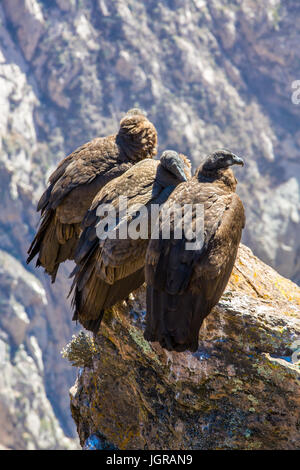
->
27, 209, 80, 281
27, 210, 54, 265
144, 287, 206, 352
76, 312, 105, 334
71, 262, 145, 334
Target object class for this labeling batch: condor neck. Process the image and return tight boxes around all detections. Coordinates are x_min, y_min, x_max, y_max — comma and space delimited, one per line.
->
196, 167, 237, 192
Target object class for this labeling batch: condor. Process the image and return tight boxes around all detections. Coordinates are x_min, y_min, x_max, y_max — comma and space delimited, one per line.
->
144, 149, 245, 352
27, 109, 157, 282
70, 150, 191, 333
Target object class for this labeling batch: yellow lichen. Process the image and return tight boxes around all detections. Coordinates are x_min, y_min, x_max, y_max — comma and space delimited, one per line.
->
128, 326, 160, 364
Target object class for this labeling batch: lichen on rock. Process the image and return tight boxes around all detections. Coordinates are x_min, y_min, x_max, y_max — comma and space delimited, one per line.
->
69, 245, 300, 450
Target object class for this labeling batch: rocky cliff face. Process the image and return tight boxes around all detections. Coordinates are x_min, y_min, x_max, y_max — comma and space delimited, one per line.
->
70, 245, 300, 450
0, 0, 299, 449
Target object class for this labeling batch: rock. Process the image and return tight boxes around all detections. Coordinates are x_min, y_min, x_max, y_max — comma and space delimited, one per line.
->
0, 250, 46, 346
55, 0, 76, 12
0, 335, 77, 450
3, 0, 45, 62
242, 177, 300, 282
82, 433, 118, 450
70, 245, 300, 450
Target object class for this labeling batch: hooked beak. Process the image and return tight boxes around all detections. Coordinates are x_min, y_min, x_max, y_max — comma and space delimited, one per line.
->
232, 154, 244, 166
171, 162, 188, 182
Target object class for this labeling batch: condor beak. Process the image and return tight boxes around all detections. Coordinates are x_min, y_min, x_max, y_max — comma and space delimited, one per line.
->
172, 161, 188, 182
232, 154, 244, 166
160, 150, 188, 182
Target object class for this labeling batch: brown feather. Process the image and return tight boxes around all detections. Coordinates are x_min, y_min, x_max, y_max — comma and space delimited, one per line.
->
144, 151, 245, 352
71, 152, 191, 333
27, 112, 157, 281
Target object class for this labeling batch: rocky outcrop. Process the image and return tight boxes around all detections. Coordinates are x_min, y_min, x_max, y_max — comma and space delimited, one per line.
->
3, 0, 45, 62
70, 245, 300, 450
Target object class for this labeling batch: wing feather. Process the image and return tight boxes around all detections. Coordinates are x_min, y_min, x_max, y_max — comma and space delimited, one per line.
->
144, 179, 245, 351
